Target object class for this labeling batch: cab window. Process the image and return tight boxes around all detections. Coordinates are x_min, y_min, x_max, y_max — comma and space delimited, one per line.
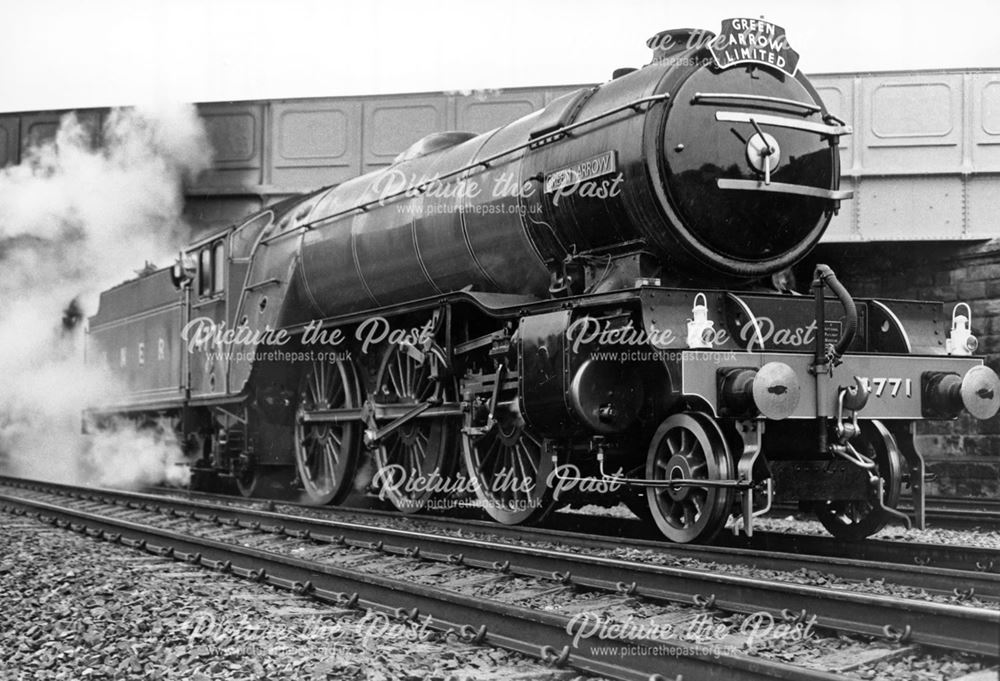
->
199, 248, 211, 296
212, 241, 225, 293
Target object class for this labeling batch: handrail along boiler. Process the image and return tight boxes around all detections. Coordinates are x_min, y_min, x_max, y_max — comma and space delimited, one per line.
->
86, 20, 1000, 543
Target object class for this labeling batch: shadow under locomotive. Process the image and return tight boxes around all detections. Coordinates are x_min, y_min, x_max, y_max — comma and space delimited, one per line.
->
84, 23, 1000, 544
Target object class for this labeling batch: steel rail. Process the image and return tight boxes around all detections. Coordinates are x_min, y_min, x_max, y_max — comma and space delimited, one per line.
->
925, 496, 1000, 511
920, 508, 1000, 530
769, 497, 1000, 531
0, 492, 849, 681
152, 487, 1000, 580
3, 475, 998, 592
2, 480, 997, 657
720, 531, 1000, 577
149, 482, 1000, 576
901, 496, 1000, 530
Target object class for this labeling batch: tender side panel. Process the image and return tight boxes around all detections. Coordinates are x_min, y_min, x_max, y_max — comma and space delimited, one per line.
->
88, 297, 185, 407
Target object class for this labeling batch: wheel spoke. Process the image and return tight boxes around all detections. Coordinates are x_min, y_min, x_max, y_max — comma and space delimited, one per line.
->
480, 435, 501, 469
420, 366, 434, 402
407, 445, 421, 471
666, 434, 679, 456
399, 352, 410, 396
521, 444, 539, 476
390, 437, 404, 468
302, 447, 316, 482
411, 361, 423, 398
388, 360, 401, 398
492, 443, 508, 479
410, 444, 421, 474
321, 438, 336, 481
512, 442, 531, 499
413, 432, 428, 462
310, 364, 322, 402
677, 432, 698, 461
522, 429, 543, 448
328, 432, 341, 464
318, 363, 329, 403
404, 441, 415, 473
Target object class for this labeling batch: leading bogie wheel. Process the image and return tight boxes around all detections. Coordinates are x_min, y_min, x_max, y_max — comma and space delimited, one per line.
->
645, 412, 735, 543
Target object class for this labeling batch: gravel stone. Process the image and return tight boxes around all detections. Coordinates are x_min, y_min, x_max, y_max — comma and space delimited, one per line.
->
0, 514, 596, 680
753, 513, 1000, 550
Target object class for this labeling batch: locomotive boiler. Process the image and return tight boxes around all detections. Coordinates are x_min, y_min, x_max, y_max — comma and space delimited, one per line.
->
86, 20, 1000, 543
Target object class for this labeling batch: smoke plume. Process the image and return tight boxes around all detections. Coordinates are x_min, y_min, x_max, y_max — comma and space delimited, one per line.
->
0, 104, 211, 488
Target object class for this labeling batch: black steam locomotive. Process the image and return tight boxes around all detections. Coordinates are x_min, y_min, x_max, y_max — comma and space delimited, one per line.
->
87, 21, 1000, 542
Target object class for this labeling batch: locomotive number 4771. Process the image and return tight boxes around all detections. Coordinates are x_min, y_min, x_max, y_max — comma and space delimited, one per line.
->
859, 378, 913, 399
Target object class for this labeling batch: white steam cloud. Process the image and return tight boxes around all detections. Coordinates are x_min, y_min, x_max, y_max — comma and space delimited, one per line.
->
0, 104, 211, 488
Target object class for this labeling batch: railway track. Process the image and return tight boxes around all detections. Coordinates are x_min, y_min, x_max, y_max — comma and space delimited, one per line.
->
770, 495, 1000, 531
544, 510, 1000, 578
0, 476, 997, 680
912, 495, 1000, 530
8, 475, 999, 580
140, 481, 1000, 577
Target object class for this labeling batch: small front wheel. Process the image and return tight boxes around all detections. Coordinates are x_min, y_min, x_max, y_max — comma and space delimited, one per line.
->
814, 420, 903, 540
645, 412, 735, 543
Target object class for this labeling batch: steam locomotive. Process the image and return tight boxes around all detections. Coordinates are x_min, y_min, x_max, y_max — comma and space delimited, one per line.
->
86, 20, 1000, 543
